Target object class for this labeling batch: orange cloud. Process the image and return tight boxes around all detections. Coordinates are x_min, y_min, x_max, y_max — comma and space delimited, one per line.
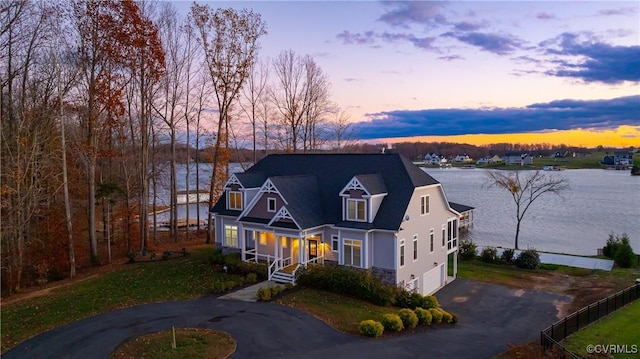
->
371, 125, 640, 148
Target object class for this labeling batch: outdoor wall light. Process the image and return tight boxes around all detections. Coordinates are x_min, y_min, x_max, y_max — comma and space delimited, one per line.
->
433, 262, 438, 266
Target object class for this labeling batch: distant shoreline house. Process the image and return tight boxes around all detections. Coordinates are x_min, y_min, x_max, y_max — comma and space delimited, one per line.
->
212, 153, 466, 295
476, 155, 502, 165
423, 153, 443, 165
504, 153, 532, 166
602, 151, 634, 168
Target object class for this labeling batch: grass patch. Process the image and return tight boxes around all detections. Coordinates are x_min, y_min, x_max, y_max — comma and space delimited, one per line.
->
275, 288, 401, 335
110, 328, 235, 359
1, 247, 241, 353
456, 259, 545, 287
563, 300, 640, 358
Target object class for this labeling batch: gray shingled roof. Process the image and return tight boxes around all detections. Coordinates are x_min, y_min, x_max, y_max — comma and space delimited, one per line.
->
213, 153, 440, 231
234, 172, 267, 188
354, 174, 387, 195
449, 202, 474, 213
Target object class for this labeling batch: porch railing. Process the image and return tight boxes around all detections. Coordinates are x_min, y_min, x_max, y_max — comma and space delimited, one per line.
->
245, 249, 275, 264
304, 255, 324, 266
268, 255, 293, 281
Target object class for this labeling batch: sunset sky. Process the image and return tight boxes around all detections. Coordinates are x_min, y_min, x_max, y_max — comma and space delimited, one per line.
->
177, 1, 640, 147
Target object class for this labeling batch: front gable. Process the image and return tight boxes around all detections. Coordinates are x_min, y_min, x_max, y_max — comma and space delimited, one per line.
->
239, 178, 286, 221
339, 175, 388, 223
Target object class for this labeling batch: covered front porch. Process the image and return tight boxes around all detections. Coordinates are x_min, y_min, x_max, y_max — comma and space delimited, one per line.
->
240, 227, 325, 284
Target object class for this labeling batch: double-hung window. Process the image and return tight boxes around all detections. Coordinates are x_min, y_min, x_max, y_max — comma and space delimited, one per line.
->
331, 235, 339, 252
420, 195, 430, 215
430, 229, 434, 252
228, 191, 242, 210
346, 199, 366, 221
343, 239, 362, 267
224, 225, 238, 247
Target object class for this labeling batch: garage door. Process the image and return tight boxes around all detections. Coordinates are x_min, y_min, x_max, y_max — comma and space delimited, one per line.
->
422, 264, 445, 295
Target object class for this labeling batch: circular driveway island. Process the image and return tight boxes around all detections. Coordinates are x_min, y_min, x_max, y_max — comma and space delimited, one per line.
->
3, 279, 569, 359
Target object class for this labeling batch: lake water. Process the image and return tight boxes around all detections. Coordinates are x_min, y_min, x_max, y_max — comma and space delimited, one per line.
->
158, 163, 639, 255
423, 168, 640, 256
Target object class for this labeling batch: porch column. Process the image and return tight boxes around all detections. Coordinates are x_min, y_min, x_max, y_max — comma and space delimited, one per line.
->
239, 224, 245, 261
363, 232, 369, 268
254, 232, 259, 263
274, 235, 279, 262
299, 236, 305, 266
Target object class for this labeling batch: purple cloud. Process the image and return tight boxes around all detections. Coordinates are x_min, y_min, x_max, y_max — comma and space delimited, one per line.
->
353, 96, 640, 139
542, 33, 640, 83
443, 32, 523, 55
378, 1, 449, 28
597, 8, 637, 16
536, 12, 556, 20
437, 55, 464, 61
336, 30, 376, 45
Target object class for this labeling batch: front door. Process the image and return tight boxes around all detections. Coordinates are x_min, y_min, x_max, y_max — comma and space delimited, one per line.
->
308, 239, 318, 260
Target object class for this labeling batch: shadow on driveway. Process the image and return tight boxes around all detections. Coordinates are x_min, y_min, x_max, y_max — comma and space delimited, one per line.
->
3, 279, 569, 359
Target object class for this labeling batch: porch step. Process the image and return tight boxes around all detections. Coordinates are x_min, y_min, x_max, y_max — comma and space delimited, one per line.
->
271, 271, 295, 284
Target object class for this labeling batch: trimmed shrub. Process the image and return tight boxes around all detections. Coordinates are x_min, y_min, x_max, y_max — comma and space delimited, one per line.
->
246, 273, 258, 283
501, 248, 515, 263
296, 265, 396, 306
459, 240, 477, 260
270, 286, 281, 296
256, 287, 271, 301
480, 247, 498, 263
420, 295, 439, 309
398, 309, 419, 329
415, 307, 432, 325
284, 283, 294, 290
358, 320, 384, 338
381, 314, 404, 332
440, 310, 453, 323
429, 308, 443, 324
450, 313, 459, 324
515, 249, 540, 269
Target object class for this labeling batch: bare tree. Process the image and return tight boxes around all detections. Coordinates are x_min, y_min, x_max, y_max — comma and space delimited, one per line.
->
328, 110, 356, 152
486, 170, 569, 249
155, 2, 187, 241
1, 0, 62, 292
271, 51, 333, 153
189, 4, 267, 244
240, 58, 269, 164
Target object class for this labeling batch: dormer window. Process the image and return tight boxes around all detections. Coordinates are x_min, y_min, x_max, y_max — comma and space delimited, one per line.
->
228, 191, 242, 210
346, 198, 366, 221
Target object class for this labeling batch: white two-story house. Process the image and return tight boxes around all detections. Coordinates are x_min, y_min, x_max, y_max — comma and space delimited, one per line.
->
212, 153, 462, 295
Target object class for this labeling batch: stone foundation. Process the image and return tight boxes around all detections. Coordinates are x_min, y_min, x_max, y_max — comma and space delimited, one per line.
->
221, 247, 241, 255
371, 266, 396, 285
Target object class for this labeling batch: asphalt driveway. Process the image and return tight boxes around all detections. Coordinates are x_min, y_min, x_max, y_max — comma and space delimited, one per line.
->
3, 279, 570, 359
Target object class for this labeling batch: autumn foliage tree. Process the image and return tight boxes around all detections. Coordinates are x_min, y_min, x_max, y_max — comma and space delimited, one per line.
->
72, 0, 164, 260
189, 4, 267, 243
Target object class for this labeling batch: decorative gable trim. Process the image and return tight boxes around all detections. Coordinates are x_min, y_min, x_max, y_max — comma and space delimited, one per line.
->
340, 177, 370, 197
225, 173, 243, 189
268, 206, 301, 229
237, 178, 288, 219
261, 178, 281, 195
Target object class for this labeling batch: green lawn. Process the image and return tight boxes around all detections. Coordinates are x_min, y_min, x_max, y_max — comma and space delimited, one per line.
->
275, 288, 402, 334
562, 300, 640, 358
1, 247, 243, 353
